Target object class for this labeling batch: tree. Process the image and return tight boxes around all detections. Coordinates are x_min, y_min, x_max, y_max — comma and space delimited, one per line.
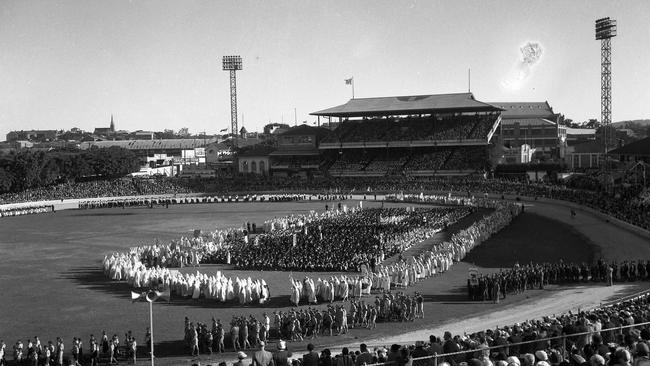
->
0, 167, 14, 193
585, 119, 600, 129
155, 129, 176, 139
177, 127, 190, 137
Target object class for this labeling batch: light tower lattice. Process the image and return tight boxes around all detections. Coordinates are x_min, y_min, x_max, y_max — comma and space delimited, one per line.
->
223, 55, 242, 147
595, 17, 616, 153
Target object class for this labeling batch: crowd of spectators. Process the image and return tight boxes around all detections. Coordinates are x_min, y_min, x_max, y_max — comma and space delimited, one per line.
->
404, 152, 450, 171
327, 146, 488, 175
0, 204, 54, 218
322, 114, 498, 144
1, 173, 648, 232
0, 178, 196, 205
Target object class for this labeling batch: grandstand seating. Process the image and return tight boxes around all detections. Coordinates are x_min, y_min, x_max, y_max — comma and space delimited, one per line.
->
324, 146, 489, 176
321, 114, 498, 144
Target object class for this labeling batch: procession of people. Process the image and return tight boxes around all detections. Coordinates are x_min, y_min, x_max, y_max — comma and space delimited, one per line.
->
0, 332, 140, 366
184, 289, 427, 356
469, 259, 650, 302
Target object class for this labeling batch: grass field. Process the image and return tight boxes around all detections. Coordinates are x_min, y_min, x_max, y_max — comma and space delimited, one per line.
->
0, 198, 632, 365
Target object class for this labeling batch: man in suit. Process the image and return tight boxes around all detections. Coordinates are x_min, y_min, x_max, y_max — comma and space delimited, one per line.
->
355, 344, 374, 366
252, 341, 274, 366
303, 343, 319, 366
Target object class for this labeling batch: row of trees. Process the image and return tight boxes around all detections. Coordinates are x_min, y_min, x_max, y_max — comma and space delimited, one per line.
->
0, 147, 140, 193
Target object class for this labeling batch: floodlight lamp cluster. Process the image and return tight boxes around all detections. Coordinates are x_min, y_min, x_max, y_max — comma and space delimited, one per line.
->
222, 55, 243, 70
595, 17, 617, 40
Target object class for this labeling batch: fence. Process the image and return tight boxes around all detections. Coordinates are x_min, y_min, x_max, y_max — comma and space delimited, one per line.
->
364, 289, 650, 366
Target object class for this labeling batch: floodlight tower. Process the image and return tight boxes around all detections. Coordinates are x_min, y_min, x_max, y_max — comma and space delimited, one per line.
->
595, 18, 617, 154
223, 55, 242, 147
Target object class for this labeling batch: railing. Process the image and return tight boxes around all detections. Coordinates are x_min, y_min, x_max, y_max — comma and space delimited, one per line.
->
363, 289, 650, 366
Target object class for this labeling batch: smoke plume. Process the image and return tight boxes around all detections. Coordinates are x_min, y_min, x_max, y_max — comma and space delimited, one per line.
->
501, 41, 544, 91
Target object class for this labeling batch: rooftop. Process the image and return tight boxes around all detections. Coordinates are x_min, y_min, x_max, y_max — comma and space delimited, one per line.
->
79, 138, 216, 150
280, 124, 331, 138
491, 102, 556, 120
311, 92, 502, 117
501, 118, 558, 127
609, 137, 650, 156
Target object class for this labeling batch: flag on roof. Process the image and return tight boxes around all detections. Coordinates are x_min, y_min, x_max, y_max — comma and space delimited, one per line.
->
345, 78, 353, 85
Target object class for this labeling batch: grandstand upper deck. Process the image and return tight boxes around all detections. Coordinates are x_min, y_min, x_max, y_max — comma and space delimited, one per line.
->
313, 93, 503, 148
318, 113, 501, 149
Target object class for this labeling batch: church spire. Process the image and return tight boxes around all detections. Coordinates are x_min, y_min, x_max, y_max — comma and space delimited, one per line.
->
110, 114, 115, 132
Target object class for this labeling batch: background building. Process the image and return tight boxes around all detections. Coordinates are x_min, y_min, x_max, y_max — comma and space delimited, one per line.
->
492, 102, 566, 161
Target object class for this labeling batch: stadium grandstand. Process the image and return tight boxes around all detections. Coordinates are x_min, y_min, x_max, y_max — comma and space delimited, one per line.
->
311, 92, 503, 177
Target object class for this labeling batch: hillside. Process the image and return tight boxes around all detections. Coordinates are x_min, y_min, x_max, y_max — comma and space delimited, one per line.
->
612, 119, 650, 127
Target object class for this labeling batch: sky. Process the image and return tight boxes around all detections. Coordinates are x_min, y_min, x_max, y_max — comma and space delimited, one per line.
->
1, 0, 650, 139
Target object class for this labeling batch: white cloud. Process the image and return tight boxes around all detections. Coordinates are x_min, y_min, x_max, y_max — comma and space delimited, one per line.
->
501, 41, 543, 91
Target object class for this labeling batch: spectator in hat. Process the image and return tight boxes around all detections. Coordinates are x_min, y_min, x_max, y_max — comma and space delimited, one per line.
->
336, 348, 354, 366
443, 332, 460, 366
507, 356, 521, 366
388, 345, 403, 365
523, 354, 536, 366
320, 349, 334, 366
411, 341, 429, 366
233, 352, 247, 366
272, 340, 292, 366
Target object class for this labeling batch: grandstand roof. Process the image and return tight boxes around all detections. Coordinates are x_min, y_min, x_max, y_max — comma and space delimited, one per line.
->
79, 138, 216, 150
491, 102, 557, 120
608, 137, 650, 156
311, 92, 502, 117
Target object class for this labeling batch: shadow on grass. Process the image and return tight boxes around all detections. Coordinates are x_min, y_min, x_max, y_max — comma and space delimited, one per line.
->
421, 286, 476, 304
59, 266, 295, 308
70, 212, 137, 217
60, 266, 132, 300
462, 212, 598, 269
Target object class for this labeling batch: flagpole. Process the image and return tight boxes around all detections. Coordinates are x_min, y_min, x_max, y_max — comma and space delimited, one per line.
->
150, 299, 154, 366
352, 78, 355, 99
